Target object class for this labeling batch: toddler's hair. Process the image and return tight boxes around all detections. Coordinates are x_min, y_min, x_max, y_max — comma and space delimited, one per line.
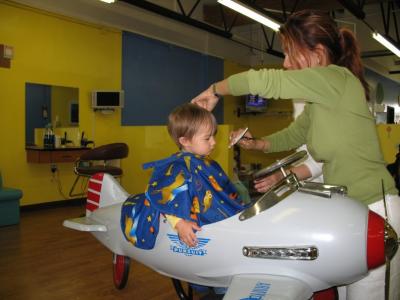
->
168, 103, 217, 149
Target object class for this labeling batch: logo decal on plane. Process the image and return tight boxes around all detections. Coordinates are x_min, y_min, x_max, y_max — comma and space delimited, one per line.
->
167, 234, 209, 256
240, 282, 271, 300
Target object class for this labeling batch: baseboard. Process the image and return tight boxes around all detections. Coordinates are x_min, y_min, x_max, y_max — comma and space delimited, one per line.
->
21, 198, 85, 212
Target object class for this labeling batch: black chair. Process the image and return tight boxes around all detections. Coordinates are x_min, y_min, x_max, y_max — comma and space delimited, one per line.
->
387, 149, 400, 195
69, 143, 129, 197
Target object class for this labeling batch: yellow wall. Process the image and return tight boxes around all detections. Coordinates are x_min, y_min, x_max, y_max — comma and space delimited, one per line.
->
0, 2, 122, 205
377, 124, 400, 164
9, 2, 394, 206
0, 2, 233, 205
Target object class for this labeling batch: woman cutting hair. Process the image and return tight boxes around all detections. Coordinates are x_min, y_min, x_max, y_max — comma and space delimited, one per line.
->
191, 9, 400, 300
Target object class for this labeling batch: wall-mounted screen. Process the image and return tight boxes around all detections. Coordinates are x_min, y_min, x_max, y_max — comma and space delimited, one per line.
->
92, 90, 124, 109
245, 94, 268, 113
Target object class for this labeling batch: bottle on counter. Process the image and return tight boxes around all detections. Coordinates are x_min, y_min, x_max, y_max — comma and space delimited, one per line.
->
43, 124, 55, 148
50, 129, 55, 148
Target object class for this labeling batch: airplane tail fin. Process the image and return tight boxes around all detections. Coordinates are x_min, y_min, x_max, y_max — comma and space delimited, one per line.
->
86, 173, 129, 216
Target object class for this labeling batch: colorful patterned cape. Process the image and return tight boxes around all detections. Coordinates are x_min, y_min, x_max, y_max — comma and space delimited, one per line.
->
121, 152, 245, 249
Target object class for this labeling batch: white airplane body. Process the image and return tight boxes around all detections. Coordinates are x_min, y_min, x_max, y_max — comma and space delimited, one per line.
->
64, 152, 399, 300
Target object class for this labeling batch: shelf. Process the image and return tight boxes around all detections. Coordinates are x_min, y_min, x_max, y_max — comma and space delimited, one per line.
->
237, 107, 292, 118
25, 146, 91, 163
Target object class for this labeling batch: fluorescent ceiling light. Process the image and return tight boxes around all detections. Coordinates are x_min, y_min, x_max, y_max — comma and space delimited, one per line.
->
99, 0, 116, 3
372, 32, 400, 58
218, 0, 280, 32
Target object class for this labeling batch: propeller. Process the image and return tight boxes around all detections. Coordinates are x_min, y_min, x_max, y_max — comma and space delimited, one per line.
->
381, 180, 399, 300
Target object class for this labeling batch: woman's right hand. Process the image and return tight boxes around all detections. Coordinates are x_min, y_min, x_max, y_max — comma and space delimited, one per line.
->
191, 85, 220, 111
230, 128, 266, 151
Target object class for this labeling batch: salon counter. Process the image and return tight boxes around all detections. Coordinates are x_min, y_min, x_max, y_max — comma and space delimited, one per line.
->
25, 146, 91, 163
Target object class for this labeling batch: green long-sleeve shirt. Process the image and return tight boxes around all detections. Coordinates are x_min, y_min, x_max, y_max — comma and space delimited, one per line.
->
228, 64, 397, 205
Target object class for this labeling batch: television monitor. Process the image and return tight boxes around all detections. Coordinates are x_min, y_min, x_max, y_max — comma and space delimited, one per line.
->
387, 105, 395, 124
92, 90, 124, 110
245, 94, 268, 113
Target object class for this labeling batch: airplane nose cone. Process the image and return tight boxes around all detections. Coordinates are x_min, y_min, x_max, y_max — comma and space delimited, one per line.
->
385, 221, 399, 261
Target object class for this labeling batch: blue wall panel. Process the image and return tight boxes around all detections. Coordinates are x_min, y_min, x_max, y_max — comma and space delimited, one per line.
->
122, 31, 223, 125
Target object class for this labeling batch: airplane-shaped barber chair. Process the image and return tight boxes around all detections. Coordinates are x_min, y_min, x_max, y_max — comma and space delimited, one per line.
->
69, 143, 129, 197
64, 150, 399, 300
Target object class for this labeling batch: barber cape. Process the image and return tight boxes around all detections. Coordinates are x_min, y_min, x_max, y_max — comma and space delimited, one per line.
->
121, 152, 245, 249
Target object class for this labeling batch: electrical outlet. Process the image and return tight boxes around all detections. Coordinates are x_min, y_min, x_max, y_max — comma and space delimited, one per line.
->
51, 164, 57, 173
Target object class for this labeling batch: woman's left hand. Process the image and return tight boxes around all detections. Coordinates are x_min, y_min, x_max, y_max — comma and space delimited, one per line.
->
253, 171, 283, 193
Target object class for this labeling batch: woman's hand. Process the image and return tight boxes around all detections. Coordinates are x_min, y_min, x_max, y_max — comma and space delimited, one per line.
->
230, 128, 266, 151
191, 85, 220, 111
253, 171, 283, 193
175, 219, 202, 247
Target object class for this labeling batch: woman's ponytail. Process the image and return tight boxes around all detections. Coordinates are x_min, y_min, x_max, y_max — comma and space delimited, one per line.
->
338, 28, 370, 101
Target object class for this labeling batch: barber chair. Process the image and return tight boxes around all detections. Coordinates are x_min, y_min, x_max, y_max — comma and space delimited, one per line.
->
69, 143, 129, 197
387, 145, 400, 195
0, 171, 23, 226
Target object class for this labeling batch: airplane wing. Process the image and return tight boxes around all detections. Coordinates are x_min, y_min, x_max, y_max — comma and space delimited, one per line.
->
223, 274, 313, 300
63, 217, 107, 232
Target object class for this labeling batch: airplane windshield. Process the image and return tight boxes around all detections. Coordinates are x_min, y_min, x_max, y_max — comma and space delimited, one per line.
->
239, 173, 347, 221
239, 173, 298, 221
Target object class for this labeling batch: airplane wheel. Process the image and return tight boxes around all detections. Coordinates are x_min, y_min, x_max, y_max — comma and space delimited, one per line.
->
113, 253, 130, 289
171, 279, 193, 300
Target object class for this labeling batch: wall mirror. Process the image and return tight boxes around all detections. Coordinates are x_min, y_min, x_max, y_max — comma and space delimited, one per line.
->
25, 83, 79, 146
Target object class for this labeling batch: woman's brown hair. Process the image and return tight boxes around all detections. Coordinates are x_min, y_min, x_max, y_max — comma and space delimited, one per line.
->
167, 103, 217, 149
279, 10, 370, 101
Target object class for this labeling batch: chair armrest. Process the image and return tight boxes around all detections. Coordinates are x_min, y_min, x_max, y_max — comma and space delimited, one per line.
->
0, 187, 23, 201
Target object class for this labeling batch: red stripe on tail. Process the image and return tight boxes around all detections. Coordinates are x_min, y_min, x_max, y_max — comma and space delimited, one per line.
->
87, 190, 100, 203
92, 173, 104, 181
86, 202, 99, 212
88, 181, 102, 193
86, 173, 104, 212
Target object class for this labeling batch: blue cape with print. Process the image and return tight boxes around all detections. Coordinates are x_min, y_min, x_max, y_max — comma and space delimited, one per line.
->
121, 152, 245, 249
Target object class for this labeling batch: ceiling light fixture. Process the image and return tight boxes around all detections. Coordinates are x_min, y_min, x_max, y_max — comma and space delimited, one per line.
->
99, 0, 116, 3
217, 0, 280, 32
372, 32, 400, 58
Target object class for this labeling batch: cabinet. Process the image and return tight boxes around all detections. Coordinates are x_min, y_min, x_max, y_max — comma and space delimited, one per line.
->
26, 147, 90, 163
